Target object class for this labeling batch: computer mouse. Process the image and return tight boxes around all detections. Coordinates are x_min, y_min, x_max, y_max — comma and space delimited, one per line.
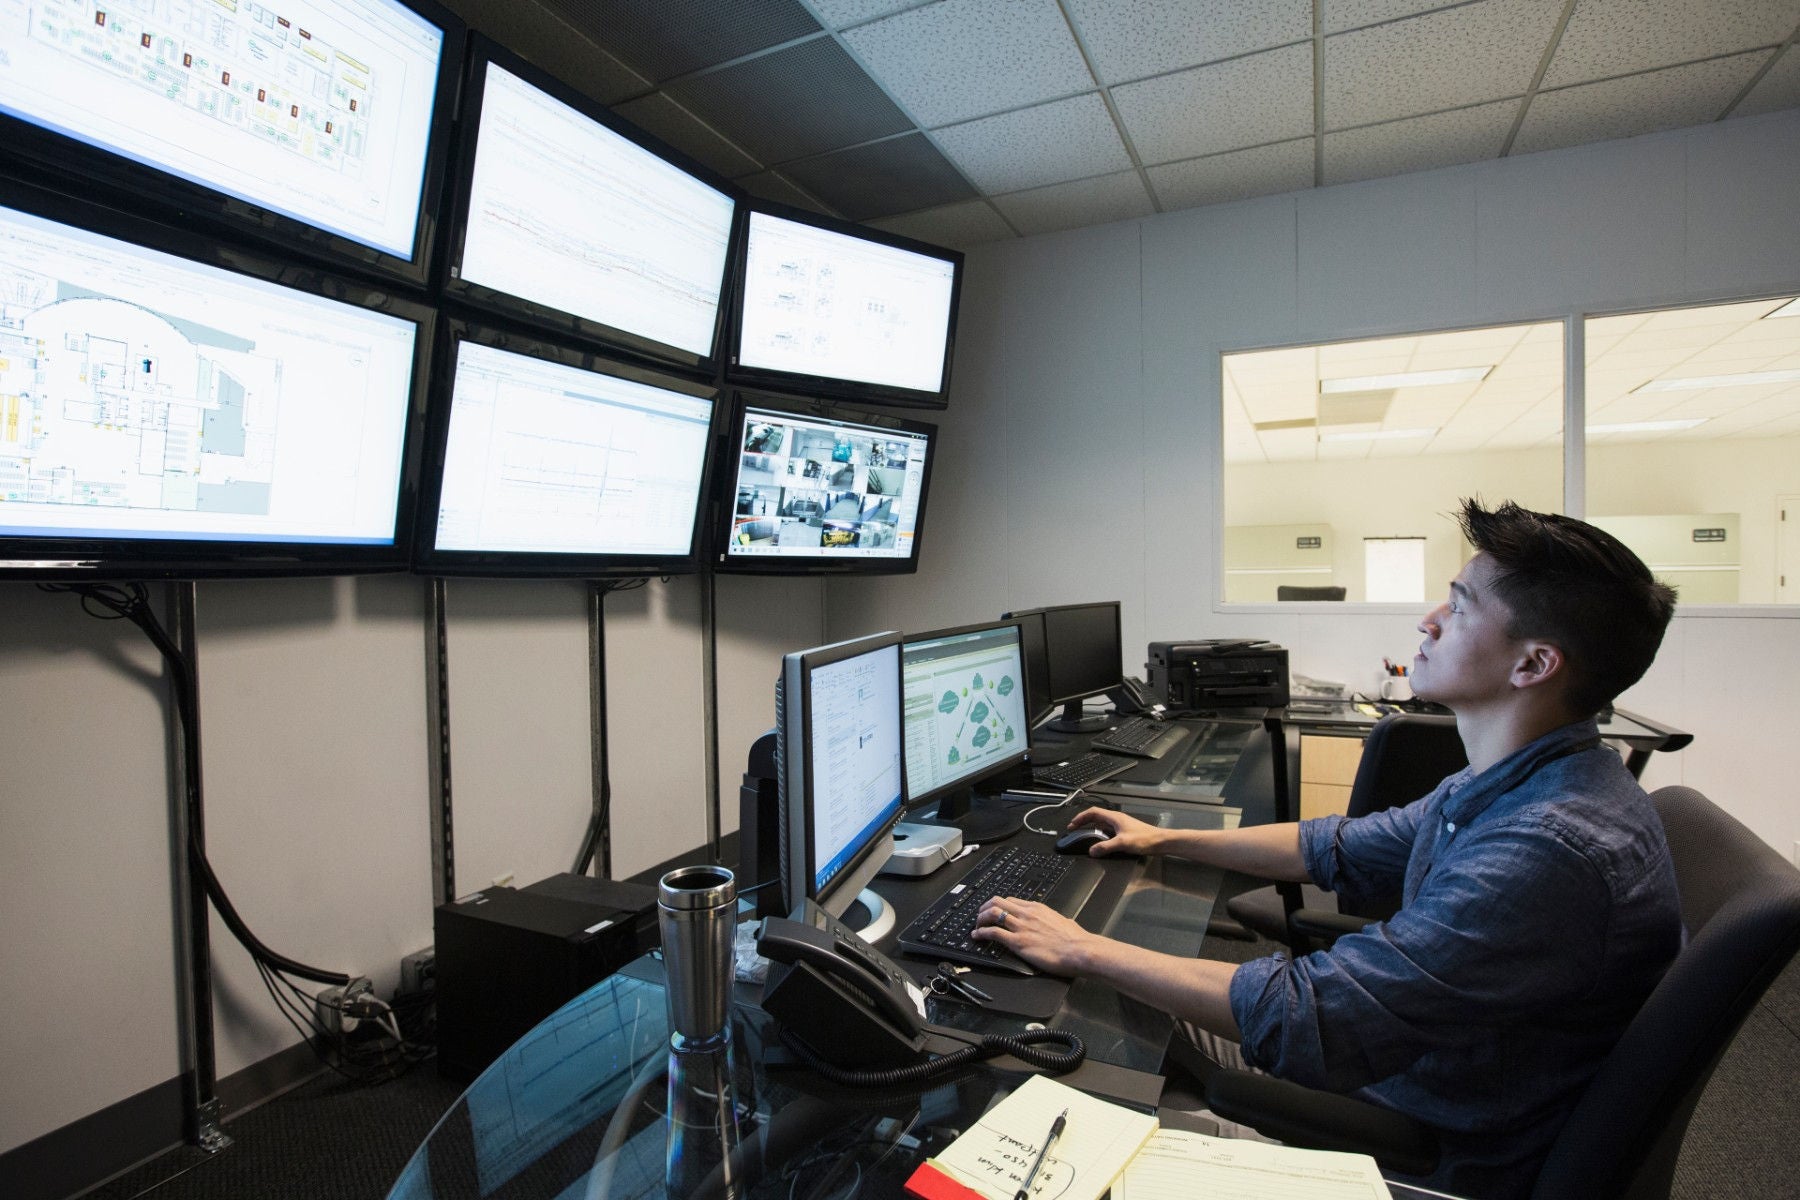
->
1054, 827, 1113, 855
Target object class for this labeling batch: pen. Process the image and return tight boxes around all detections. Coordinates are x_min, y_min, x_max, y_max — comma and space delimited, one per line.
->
1014, 1107, 1067, 1200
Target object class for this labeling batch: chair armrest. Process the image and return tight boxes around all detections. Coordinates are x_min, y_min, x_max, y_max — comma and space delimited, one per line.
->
1288, 908, 1376, 942
1204, 1069, 1440, 1177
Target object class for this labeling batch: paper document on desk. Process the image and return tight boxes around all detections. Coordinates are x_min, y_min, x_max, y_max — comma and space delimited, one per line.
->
907, 1074, 1157, 1200
1113, 1128, 1392, 1200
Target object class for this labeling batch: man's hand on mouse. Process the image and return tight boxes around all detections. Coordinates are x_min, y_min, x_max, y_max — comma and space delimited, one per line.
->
971, 896, 1096, 975
1067, 806, 1163, 856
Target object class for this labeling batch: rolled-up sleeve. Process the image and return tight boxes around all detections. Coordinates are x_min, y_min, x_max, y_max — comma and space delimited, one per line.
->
1301, 795, 1427, 907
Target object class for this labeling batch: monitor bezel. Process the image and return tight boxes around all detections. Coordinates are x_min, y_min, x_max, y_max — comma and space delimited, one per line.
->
410, 318, 721, 579
722, 197, 963, 411
711, 389, 937, 577
900, 619, 1031, 815
0, 0, 465, 290
779, 631, 906, 918
438, 35, 741, 376
0, 176, 435, 581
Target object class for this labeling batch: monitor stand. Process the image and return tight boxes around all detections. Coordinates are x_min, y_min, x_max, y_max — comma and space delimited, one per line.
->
922, 786, 1026, 842
1042, 698, 1112, 734
837, 889, 895, 943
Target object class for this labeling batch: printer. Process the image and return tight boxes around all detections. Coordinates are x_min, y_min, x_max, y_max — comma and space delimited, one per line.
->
1147, 639, 1290, 709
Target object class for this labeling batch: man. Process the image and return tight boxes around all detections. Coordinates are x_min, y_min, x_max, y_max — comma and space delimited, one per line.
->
973, 499, 1682, 1199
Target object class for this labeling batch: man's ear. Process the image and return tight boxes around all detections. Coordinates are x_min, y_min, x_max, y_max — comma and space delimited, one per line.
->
1509, 640, 1566, 693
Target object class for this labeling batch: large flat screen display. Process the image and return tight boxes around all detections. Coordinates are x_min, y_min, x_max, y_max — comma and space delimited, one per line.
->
717, 394, 934, 575
0, 0, 459, 283
414, 325, 718, 577
0, 187, 428, 577
445, 42, 737, 371
727, 204, 961, 408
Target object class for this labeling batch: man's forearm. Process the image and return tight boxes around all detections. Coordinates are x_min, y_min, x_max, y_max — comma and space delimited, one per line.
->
1071, 938, 1242, 1040
1152, 822, 1310, 882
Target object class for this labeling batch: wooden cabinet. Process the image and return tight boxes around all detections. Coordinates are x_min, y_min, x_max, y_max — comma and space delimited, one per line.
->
1299, 733, 1364, 820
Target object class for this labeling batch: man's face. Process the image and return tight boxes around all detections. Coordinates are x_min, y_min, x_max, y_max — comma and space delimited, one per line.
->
1412, 553, 1525, 711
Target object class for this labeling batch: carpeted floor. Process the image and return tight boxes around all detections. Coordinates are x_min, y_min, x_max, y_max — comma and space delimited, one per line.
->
81, 890, 1800, 1200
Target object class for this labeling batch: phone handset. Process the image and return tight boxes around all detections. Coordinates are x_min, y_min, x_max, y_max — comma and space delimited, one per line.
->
757, 916, 926, 1038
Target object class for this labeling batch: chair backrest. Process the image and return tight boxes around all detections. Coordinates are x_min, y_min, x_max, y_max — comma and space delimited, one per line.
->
1531, 786, 1800, 1200
1339, 713, 1466, 921
1276, 585, 1347, 601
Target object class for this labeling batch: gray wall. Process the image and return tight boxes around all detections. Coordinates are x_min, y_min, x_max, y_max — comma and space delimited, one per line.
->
831, 109, 1800, 862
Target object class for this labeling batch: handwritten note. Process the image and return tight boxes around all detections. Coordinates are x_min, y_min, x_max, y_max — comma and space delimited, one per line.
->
1112, 1129, 1392, 1200
926, 1074, 1158, 1200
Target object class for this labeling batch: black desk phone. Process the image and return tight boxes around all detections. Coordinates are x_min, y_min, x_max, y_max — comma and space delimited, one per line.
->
758, 906, 928, 1069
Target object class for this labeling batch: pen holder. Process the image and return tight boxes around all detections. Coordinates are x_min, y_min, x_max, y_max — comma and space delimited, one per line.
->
658, 865, 738, 1051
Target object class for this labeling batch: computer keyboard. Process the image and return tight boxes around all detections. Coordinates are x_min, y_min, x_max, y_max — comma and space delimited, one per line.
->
1031, 751, 1134, 789
1089, 715, 1188, 759
896, 844, 1104, 975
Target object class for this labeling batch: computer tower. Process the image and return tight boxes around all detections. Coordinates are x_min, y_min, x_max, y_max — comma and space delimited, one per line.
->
434, 873, 658, 1081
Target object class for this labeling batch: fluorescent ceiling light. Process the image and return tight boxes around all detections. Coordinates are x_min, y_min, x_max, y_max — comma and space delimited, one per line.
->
1318, 427, 1437, 442
1587, 418, 1708, 434
1764, 297, 1800, 319
1320, 366, 1491, 393
1633, 369, 1800, 393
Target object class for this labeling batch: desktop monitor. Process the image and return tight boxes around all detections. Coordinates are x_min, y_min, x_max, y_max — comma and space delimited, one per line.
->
442, 38, 739, 373
0, 179, 431, 579
715, 392, 935, 575
902, 621, 1032, 841
776, 631, 906, 921
412, 323, 720, 578
0, 0, 462, 287
724, 200, 962, 410
1004, 602, 1124, 733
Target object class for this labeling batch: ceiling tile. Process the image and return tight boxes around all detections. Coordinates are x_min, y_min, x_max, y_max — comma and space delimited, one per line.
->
1147, 139, 1314, 209
842, 0, 1094, 126
867, 199, 1017, 249
611, 93, 764, 178
812, 0, 921, 28
780, 133, 978, 220
934, 94, 1131, 193
445, 0, 648, 105
1734, 43, 1800, 116
1513, 53, 1771, 156
1322, 100, 1517, 184
991, 170, 1155, 236
1324, 0, 1566, 129
534, 0, 821, 84
1063, 0, 1311, 84
1113, 43, 1314, 162
666, 37, 911, 163
735, 170, 833, 214
1323, 1, 1469, 35
1542, 0, 1798, 90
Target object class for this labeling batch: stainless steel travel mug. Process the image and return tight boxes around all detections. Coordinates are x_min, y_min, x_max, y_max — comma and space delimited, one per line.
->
657, 865, 737, 1050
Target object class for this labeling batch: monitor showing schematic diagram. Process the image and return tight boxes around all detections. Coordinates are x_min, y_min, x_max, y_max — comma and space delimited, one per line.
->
414, 324, 718, 577
726, 203, 961, 408
445, 40, 738, 370
901, 621, 1029, 813
718, 393, 934, 575
0, 0, 459, 282
0, 186, 429, 577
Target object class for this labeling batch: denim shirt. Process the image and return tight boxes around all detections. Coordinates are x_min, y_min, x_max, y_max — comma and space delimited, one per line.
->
1228, 718, 1681, 1200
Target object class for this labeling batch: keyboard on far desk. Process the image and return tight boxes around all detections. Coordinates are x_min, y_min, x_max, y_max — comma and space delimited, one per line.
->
895, 844, 1104, 975
1032, 751, 1133, 789
1089, 715, 1188, 759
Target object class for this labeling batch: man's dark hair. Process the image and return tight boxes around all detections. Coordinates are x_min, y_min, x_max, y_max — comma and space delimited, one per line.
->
1457, 499, 1677, 715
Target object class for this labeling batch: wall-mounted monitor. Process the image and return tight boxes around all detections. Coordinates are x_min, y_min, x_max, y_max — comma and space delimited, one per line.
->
0, 0, 462, 288
725, 201, 962, 410
0, 181, 430, 579
442, 37, 738, 373
412, 322, 719, 578
714, 392, 935, 575
776, 631, 906, 920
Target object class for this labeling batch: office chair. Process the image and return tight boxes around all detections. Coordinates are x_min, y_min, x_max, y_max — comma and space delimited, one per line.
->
1277, 585, 1347, 601
1224, 713, 1465, 955
1205, 785, 1800, 1197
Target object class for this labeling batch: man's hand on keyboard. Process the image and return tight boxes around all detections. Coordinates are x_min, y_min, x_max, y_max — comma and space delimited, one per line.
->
971, 896, 1096, 976
1067, 807, 1163, 856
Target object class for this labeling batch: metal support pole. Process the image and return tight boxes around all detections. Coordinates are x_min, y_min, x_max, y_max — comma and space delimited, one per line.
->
169, 582, 230, 1153
425, 578, 455, 906
581, 582, 614, 879
700, 571, 721, 861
